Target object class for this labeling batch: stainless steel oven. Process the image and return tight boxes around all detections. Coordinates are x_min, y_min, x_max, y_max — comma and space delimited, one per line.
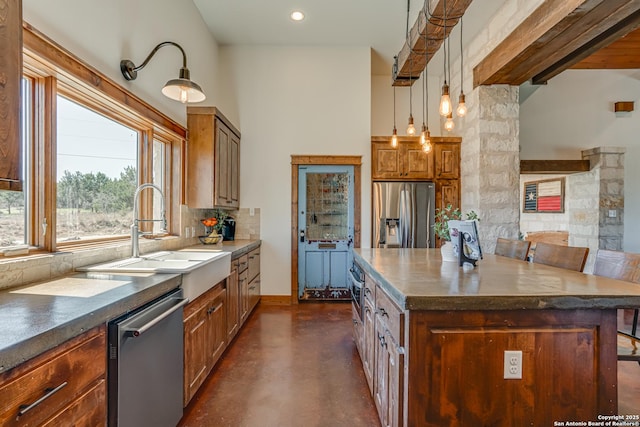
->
349, 261, 365, 321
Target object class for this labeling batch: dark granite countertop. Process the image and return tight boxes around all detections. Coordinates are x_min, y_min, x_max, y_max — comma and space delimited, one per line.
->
354, 248, 640, 311
0, 239, 261, 374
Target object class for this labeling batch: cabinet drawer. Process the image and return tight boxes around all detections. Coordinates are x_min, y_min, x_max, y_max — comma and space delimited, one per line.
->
42, 379, 106, 427
236, 254, 248, 273
375, 288, 404, 345
363, 277, 376, 306
0, 326, 106, 427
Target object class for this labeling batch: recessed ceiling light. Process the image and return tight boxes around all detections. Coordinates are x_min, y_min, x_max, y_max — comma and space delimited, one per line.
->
290, 10, 305, 21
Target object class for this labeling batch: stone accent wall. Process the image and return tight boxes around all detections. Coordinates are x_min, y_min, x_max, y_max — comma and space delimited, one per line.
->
462, 85, 520, 254
582, 147, 625, 251
566, 169, 600, 273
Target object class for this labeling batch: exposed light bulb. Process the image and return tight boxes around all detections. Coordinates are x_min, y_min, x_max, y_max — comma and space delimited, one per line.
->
391, 127, 398, 148
444, 113, 454, 132
420, 124, 427, 145
439, 83, 451, 116
456, 92, 467, 117
406, 114, 416, 135
179, 87, 188, 103
422, 129, 432, 153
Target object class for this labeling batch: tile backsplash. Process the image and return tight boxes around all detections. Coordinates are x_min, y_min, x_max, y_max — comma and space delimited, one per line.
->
0, 205, 260, 291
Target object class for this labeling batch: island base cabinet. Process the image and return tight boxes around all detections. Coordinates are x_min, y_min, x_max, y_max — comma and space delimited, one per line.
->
405, 309, 618, 427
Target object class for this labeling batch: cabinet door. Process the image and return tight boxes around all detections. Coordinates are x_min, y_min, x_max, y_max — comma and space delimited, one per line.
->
435, 179, 460, 216
207, 283, 227, 369
374, 316, 390, 427
248, 275, 261, 314
226, 267, 239, 341
0, 0, 22, 191
404, 143, 434, 180
183, 300, 210, 406
363, 298, 376, 395
352, 303, 364, 357
229, 132, 240, 208
435, 143, 460, 179
372, 142, 402, 179
239, 270, 249, 324
387, 336, 404, 427
215, 119, 231, 207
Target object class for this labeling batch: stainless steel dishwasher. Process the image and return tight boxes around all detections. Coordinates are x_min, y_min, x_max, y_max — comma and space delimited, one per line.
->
108, 288, 188, 427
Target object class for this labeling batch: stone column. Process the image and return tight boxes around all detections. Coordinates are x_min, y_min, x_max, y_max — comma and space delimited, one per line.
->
461, 85, 520, 254
582, 147, 625, 251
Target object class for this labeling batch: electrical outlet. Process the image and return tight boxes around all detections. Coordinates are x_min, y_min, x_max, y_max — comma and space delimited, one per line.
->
609, 209, 617, 218
185, 227, 190, 238
191, 226, 196, 237
250, 207, 255, 216
504, 350, 522, 379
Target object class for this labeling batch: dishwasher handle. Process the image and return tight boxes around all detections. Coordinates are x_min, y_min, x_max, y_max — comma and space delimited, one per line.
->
125, 297, 188, 337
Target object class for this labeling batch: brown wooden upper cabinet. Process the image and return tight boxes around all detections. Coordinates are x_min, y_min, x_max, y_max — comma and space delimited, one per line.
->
371, 137, 460, 181
371, 139, 434, 180
0, 0, 23, 191
187, 107, 240, 209
435, 142, 460, 179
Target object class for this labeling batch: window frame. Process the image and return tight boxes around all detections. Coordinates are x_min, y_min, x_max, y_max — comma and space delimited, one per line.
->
1, 23, 187, 257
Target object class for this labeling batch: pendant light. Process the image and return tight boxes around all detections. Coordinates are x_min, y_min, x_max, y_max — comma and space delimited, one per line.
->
391, 86, 398, 148
456, 17, 467, 118
420, 14, 432, 154
407, 59, 416, 135
444, 112, 455, 132
439, 0, 452, 117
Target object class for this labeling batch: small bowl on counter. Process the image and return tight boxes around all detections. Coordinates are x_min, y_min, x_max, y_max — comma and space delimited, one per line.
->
198, 234, 223, 245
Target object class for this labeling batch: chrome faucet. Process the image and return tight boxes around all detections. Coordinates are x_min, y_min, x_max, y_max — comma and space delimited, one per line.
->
131, 183, 167, 257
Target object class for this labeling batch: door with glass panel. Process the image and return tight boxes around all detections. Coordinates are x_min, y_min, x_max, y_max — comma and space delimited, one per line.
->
298, 165, 355, 300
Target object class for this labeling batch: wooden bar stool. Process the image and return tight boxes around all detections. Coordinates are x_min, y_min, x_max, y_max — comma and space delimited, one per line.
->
494, 238, 531, 261
532, 242, 589, 272
593, 249, 640, 364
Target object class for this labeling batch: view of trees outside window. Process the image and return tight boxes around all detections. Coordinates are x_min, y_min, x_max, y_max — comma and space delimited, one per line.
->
0, 78, 30, 248
56, 95, 138, 242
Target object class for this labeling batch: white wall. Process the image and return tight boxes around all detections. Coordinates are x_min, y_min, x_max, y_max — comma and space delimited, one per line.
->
520, 69, 640, 253
23, 0, 221, 125
219, 46, 372, 296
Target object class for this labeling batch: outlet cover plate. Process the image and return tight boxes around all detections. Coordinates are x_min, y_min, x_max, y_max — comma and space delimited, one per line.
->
504, 350, 522, 379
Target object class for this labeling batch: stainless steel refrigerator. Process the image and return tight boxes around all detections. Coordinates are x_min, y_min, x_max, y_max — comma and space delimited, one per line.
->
373, 182, 435, 248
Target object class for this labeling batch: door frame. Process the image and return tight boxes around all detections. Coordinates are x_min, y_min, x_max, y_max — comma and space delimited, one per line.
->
291, 155, 362, 304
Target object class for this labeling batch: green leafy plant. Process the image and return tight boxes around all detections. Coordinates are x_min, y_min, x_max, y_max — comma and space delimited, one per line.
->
202, 209, 229, 235
433, 204, 479, 241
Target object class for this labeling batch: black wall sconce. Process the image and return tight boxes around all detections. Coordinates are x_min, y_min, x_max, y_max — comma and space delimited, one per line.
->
120, 41, 206, 104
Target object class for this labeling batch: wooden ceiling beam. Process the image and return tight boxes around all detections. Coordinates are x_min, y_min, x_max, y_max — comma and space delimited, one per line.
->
520, 160, 591, 174
393, 0, 473, 87
473, 0, 640, 87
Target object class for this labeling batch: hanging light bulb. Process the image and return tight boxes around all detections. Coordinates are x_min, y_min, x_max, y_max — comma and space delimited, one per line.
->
439, 82, 452, 116
420, 123, 427, 145
444, 112, 454, 132
391, 84, 398, 147
407, 114, 416, 135
456, 17, 467, 118
456, 92, 467, 117
422, 128, 432, 153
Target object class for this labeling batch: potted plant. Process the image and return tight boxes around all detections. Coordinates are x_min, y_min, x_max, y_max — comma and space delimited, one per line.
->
434, 204, 479, 262
200, 209, 229, 244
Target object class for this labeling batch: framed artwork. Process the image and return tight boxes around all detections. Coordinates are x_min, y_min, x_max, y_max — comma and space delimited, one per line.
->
523, 177, 565, 213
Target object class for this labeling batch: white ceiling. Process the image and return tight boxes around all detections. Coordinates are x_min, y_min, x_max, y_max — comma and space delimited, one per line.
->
192, 0, 507, 76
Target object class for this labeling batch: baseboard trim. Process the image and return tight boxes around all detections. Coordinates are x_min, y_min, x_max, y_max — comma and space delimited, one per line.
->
260, 295, 292, 305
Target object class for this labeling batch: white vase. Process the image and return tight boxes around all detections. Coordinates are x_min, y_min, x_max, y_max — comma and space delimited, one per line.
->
440, 241, 457, 262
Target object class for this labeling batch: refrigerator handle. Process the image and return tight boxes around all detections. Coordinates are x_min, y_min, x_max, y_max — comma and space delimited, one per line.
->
399, 187, 408, 248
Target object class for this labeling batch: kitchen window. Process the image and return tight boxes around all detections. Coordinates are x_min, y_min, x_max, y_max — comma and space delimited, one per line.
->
0, 25, 186, 257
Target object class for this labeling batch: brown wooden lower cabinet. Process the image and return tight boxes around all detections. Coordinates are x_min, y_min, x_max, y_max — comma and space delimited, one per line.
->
0, 325, 107, 426
183, 280, 227, 406
357, 280, 617, 426
184, 244, 261, 407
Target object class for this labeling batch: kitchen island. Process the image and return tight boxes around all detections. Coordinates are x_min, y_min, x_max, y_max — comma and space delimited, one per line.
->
352, 248, 640, 427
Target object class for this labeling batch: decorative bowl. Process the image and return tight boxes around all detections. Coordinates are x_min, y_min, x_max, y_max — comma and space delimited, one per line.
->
198, 234, 223, 245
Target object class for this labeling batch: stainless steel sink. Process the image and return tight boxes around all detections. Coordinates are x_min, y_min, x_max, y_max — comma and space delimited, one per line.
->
77, 250, 231, 301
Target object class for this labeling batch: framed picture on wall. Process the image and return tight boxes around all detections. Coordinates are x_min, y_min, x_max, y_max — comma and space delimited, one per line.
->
523, 177, 565, 213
